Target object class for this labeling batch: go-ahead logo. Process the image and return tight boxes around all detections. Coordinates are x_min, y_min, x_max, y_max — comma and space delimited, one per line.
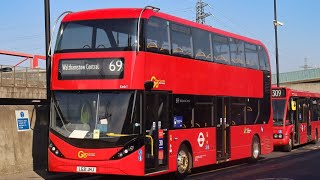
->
78, 151, 96, 159
151, 76, 166, 88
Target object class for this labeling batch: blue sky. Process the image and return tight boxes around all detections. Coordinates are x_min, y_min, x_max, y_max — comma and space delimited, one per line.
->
0, 0, 319, 73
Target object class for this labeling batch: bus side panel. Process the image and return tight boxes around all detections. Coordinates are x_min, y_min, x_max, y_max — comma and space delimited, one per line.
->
230, 124, 272, 160
144, 53, 263, 98
168, 128, 216, 171
230, 126, 251, 160
260, 123, 274, 155
311, 121, 319, 141
299, 123, 308, 144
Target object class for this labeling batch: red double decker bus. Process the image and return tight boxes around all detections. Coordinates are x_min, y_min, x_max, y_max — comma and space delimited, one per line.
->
272, 87, 320, 152
49, 6, 273, 178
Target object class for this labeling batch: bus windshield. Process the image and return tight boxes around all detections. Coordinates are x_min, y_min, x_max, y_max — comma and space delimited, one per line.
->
272, 99, 286, 126
51, 91, 141, 143
55, 19, 138, 53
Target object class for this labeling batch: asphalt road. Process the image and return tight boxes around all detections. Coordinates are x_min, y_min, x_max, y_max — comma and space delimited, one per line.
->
186, 142, 320, 180
59, 142, 320, 180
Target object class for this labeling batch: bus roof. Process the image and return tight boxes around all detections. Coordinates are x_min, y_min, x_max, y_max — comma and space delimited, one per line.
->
62, 8, 265, 47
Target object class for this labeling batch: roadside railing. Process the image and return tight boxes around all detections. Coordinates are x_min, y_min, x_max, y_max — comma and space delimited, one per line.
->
0, 65, 46, 88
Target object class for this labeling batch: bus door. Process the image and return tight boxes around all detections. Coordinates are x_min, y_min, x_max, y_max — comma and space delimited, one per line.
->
305, 100, 312, 141
144, 91, 169, 174
216, 97, 231, 161
294, 98, 303, 145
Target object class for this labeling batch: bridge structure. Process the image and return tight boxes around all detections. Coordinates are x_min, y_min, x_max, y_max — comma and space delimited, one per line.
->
0, 50, 46, 104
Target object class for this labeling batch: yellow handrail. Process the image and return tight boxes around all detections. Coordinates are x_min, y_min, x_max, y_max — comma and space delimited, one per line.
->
145, 135, 154, 156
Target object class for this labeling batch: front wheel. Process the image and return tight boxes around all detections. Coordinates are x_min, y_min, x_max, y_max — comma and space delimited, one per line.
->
249, 135, 260, 163
312, 131, 318, 144
176, 144, 191, 179
283, 135, 293, 152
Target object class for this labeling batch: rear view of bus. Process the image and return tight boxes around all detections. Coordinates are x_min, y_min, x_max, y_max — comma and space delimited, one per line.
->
272, 87, 320, 152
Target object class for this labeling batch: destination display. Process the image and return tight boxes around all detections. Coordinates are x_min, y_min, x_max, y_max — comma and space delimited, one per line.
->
58, 58, 124, 80
272, 88, 286, 98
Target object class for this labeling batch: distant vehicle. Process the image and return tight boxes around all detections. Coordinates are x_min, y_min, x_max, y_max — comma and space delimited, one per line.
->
48, 6, 273, 178
272, 87, 320, 152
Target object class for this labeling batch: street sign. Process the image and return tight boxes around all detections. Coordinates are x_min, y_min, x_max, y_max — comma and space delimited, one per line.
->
15, 110, 31, 131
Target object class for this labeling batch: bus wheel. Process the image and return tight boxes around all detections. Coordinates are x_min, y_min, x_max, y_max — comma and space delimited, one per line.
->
312, 130, 318, 144
283, 135, 293, 152
249, 135, 260, 163
176, 144, 191, 178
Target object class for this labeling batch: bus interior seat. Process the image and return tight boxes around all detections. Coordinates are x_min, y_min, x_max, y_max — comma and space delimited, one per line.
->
160, 45, 170, 55
147, 41, 159, 53
206, 53, 212, 61
195, 51, 206, 60
173, 47, 183, 55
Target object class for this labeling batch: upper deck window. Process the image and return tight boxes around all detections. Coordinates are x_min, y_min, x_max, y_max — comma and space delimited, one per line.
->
145, 17, 170, 55
192, 28, 211, 61
258, 46, 270, 71
230, 38, 245, 67
245, 43, 259, 69
170, 23, 193, 58
212, 35, 230, 65
55, 19, 138, 53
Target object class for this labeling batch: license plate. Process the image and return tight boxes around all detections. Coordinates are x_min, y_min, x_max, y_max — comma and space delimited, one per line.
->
76, 166, 96, 173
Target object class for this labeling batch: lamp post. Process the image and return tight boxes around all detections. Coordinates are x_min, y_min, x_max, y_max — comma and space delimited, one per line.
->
44, 0, 51, 101
273, 0, 283, 87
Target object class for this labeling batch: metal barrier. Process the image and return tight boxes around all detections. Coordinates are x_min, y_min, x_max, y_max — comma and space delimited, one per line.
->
0, 65, 46, 88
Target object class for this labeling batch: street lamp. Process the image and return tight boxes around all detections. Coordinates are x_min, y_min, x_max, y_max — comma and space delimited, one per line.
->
273, 0, 283, 87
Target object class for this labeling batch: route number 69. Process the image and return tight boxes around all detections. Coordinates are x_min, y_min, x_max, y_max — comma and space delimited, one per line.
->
109, 60, 123, 72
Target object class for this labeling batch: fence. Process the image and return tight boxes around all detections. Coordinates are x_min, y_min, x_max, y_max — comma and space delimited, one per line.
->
0, 65, 46, 88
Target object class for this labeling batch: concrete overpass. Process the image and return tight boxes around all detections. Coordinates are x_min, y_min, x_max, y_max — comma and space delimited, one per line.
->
272, 68, 320, 92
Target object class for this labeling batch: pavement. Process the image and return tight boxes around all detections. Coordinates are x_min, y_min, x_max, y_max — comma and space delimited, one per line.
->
0, 170, 74, 180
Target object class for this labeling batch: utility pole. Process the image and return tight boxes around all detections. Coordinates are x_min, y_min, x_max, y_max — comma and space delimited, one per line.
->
44, 0, 51, 102
273, 0, 283, 87
196, 0, 211, 24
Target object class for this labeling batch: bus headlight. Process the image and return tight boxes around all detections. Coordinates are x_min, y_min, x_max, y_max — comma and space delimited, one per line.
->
278, 134, 283, 139
273, 133, 283, 139
49, 140, 64, 158
110, 137, 144, 160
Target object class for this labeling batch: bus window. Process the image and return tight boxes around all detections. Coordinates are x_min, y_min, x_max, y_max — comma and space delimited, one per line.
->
170, 23, 193, 58
231, 98, 246, 126
192, 28, 211, 61
212, 34, 230, 64
146, 17, 170, 55
230, 38, 245, 67
258, 46, 270, 71
246, 98, 259, 125
245, 43, 259, 69
95, 28, 111, 49
173, 95, 193, 129
311, 99, 318, 121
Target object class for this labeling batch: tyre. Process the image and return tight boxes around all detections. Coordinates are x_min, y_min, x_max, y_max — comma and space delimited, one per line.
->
283, 135, 293, 152
249, 135, 260, 163
312, 130, 318, 144
175, 144, 191, 179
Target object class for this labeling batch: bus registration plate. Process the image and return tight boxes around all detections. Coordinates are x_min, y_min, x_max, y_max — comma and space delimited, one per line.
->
76, 166, 96, 173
